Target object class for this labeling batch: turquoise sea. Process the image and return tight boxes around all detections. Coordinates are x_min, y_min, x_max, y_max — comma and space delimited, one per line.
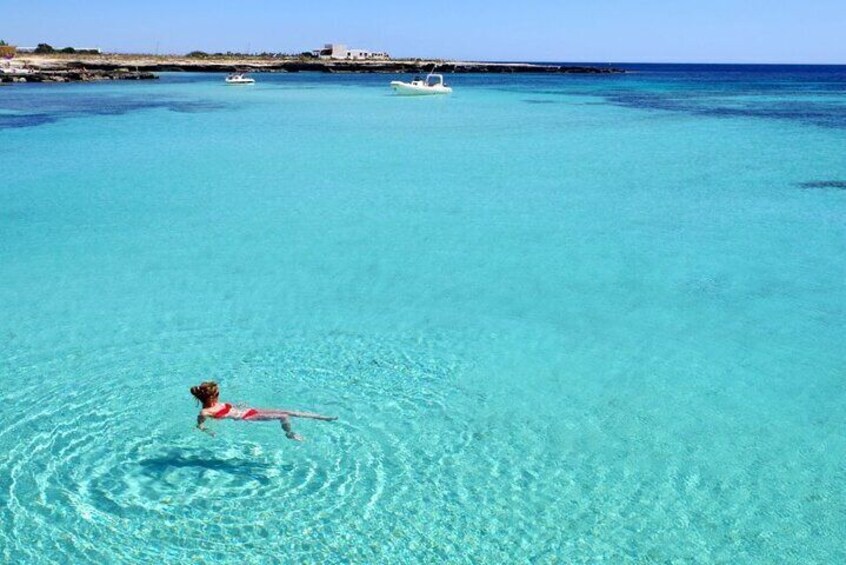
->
1, 65, 844, 563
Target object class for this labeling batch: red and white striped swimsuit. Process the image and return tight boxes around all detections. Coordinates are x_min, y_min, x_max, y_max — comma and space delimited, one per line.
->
206, 403, 259, 420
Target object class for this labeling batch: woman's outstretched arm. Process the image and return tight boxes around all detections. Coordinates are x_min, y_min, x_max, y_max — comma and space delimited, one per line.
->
197, 414, 216, 437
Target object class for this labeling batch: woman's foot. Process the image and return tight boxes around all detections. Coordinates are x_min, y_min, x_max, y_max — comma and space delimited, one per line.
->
286, 431, 304, 442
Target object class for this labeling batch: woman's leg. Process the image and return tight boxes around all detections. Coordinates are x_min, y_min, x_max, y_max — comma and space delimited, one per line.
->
279, 415, 303, 442
244, 409, 336, 441
252, 409, 337, 422
284, 410, 338, 422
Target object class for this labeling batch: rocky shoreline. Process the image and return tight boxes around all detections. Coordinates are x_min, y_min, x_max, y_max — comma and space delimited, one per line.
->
96, 60, 622, 75
1, 54, 623, 84
0, 69, 157, 84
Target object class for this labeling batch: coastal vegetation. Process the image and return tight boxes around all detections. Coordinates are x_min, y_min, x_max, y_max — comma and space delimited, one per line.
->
33, 43, 99, 55
0, 41, 15, 58
187, 50, 316, 60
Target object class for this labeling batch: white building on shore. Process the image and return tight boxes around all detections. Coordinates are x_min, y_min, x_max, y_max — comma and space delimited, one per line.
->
312, 44, 389, 60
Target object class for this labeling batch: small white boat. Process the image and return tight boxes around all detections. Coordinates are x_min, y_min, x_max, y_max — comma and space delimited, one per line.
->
390, 73, 452, 96
225, 73, 255, 85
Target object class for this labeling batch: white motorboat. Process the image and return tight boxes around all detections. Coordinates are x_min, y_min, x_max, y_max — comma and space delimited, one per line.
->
225, 73, 255, 85
390, 73, 452, 95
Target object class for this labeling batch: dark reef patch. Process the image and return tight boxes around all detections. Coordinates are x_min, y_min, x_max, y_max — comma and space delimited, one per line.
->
797, 181, 846, 190
522, 99, 557, 105
0, 114, 58, 129
600, 91, 846, 129
0, 96, 227, 129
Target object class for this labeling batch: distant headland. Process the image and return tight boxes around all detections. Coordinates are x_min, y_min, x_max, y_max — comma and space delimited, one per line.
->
1, 45, 624, 84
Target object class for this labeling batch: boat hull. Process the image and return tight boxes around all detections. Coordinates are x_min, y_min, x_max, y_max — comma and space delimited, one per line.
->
390, 81, 452, 96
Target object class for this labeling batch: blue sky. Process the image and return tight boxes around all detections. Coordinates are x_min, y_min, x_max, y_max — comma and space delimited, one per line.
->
2, 0, 845, 63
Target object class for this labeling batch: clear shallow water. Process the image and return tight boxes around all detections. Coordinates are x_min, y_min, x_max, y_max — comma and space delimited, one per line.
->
1, 65, 845, 562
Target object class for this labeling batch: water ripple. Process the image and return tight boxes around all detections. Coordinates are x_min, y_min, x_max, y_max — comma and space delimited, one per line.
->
0, 330, 486, 562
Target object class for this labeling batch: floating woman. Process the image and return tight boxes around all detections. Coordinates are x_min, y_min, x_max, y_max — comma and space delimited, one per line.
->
190, 381, 337, 441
